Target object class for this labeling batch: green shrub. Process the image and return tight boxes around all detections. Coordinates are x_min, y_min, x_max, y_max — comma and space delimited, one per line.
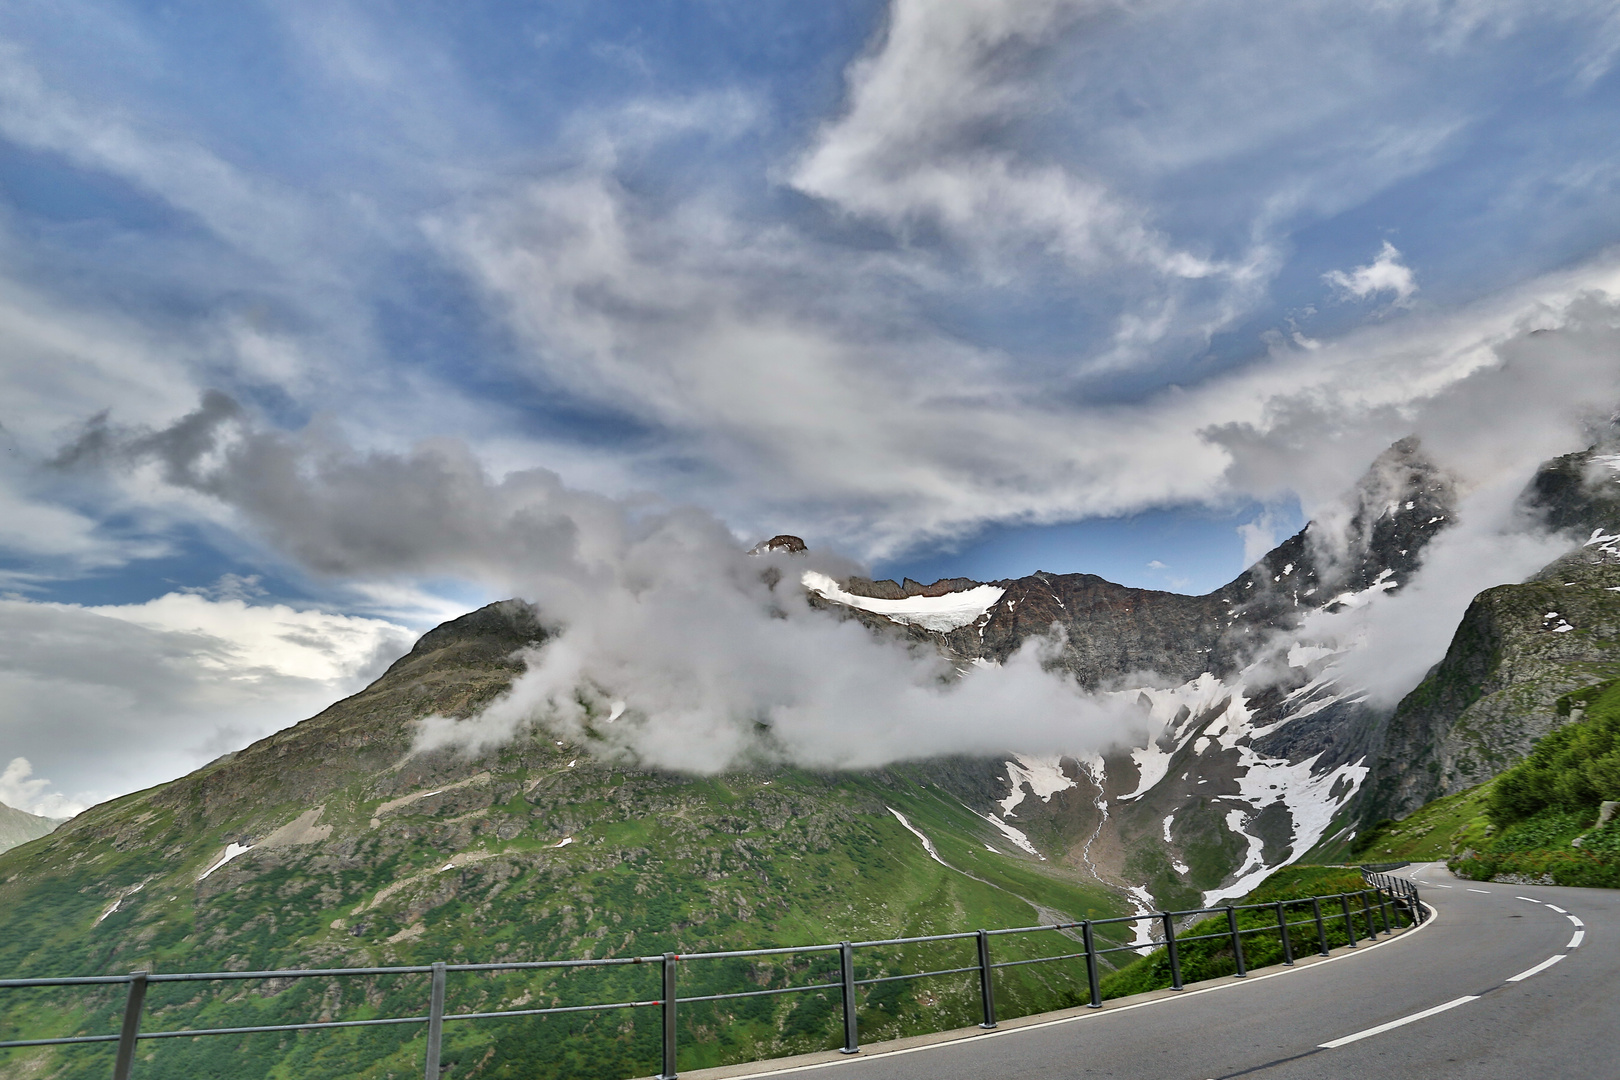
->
1449, 680, 1620, 887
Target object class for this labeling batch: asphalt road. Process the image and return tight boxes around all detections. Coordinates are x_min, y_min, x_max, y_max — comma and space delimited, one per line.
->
717, 864, 1619, 1080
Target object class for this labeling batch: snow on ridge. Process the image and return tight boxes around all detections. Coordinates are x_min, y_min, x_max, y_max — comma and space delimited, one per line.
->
888, 807, 948, 866
1587, 529, 1620, 558
998, 753, 1077, 816
802, 571, 1005, 633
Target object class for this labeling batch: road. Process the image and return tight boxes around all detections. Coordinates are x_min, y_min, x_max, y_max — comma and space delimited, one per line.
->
704, 864, 1619, 1080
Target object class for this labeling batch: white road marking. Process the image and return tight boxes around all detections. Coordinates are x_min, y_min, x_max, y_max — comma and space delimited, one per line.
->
1318, 996, 1479, 1049
1515, 896, 1542, 903
1430, 883, 1453, 888
1467, 888, 1490, 894
1546, 904, 1568, 914
1568, 930, 1585, 948
1506, 954, 1566, 982
1567, 915, 1584, 927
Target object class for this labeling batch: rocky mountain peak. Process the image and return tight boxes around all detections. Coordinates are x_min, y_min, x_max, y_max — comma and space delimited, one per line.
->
750, 534, 808, 555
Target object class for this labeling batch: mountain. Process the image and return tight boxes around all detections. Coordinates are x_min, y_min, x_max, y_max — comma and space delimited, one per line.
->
1357, 446, 1620, 826
6, 436, 1618, 1079
0, 800, 60, 855
0, 604, 1123, 1080
804, 437, 1459, 911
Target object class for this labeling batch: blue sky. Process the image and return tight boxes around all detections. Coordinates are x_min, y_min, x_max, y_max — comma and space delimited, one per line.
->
4, 0, 1620, 810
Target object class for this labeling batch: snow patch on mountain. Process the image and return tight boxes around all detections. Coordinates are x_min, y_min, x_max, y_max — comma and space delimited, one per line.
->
199, 841, 253, 881
802, 571, 1005, 632
980, 811, 1045, 859
888, 807, 947, 866
1116, 673, 1229, 801
998, 754, 1077, 815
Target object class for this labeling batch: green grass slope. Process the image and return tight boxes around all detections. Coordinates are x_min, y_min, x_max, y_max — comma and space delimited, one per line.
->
0, 604, 1127, 1080
1449, 679, 1620, 887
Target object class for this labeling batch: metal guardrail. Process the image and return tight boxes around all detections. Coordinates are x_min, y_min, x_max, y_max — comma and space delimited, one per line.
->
0, 883, 1422, 1080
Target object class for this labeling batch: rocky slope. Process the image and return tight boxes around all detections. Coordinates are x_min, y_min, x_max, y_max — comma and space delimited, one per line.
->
1357, 446, 1620, 825
800, 438, 1458, 912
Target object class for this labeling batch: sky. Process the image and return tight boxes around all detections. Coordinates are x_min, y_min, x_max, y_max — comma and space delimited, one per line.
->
4, 0, 1620, 815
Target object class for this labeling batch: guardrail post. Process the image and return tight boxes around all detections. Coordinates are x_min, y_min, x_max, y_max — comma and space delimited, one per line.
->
659, 954, 678, 1080
975, 930, 997, 1029
1310, 897, 1329, 956
1360, 891, 1378, 938
1224, 907, 1247, 977
112, 970, 148, 1080
1376, 889, 1391, 934
1411, 886, 1423, 924
1274, 902, 1293, 965
839, 942, 858, 1054
423, 961, 446, 1080
1339, 895, 1358, 947
1161, 913, 1183, 990
1081, 921, 1101, 1008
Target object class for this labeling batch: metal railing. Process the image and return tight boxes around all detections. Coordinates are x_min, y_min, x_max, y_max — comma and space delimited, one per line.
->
0, 882, 1421, 1080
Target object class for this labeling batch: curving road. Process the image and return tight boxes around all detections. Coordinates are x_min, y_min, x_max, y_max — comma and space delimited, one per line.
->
695, 864, 1619, 1080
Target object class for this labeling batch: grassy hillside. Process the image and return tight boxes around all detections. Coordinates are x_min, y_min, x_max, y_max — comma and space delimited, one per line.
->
0, 603, 1128, 1080
1449, 679, 1620, 887
1340, 678, 1620, 887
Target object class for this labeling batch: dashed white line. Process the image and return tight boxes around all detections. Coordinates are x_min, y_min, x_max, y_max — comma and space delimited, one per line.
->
1546, 904, 1568, 914
1567, 914, 1584, 927
1430, 883, 1453, 888
1569, 930, 1585, 948
1466, 888, 1491, 894
1515, 896, 1542, 904
1318, 996, 1479, 1048
1506, 954, 1566, 982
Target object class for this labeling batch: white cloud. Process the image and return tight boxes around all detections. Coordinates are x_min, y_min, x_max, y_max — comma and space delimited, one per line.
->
0, 756, 81, 818
1237, 510, 1283, 566
1324, 241, 1419, 306
0, 595, 412, 810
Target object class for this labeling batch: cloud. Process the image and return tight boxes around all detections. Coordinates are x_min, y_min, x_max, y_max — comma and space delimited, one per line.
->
0, 594, 411, 807
1237, 511, 1283, 567
1324, 241, 1418, 307
0, 757, 80, 819
49, 271, 1620, 774
1284, 477, 1570, 706
9, 0, 1620, 791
